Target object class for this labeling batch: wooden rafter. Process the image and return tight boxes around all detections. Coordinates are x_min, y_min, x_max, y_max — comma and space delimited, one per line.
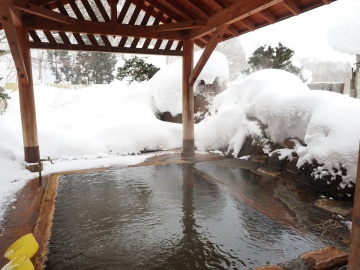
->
30, 41, 184, 56
13, 0, 71, 23
110, 0, 117, 22
0, 0, 28, 84
130, 4, 153, 48
282, 0, 300, 15
240, 18, 256, 31
188, 24, 228, 86
186, 0, 213, 17
55, 1, 85, 45
94, 0, 111, 22
145, 0, 186, 22
188, 0, 284, 39
118, 0, 144, 47
322, 0, 331, 4
259, 9, 276, 24
164, 0, 196, 20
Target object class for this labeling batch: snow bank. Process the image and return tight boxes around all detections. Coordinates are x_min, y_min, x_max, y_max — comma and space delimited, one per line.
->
197, 69, 360, 185
150, 51, 229, 116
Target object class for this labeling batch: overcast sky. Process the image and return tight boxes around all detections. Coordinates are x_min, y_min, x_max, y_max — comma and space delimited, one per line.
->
238, 0, 359, 63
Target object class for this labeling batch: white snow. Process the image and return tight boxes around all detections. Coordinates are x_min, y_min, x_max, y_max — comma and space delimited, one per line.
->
327, 0, 360, 54
150, 51, 229, 116
202, 69, 360, 186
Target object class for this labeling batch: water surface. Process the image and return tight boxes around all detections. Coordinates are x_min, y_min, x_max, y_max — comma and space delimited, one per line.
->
46, 163, 324, 270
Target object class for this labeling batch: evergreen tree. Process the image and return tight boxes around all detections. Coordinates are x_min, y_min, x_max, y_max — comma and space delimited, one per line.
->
47, 50, 116, 84
242, 42, 301, 78
47, 50, 69, 83
116, 56, 160, 83
85, 52, 117, 84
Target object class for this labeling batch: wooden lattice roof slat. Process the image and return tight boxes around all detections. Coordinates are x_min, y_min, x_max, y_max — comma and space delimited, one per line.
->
130, 4, 153, 48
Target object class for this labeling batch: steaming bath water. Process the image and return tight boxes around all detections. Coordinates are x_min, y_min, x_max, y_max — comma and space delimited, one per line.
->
46, 163, 324, 269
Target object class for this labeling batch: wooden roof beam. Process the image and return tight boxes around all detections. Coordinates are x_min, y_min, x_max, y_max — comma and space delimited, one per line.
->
259, 9, 276, 24
322, 0, 331, 4
13, 0, 72, 24
188, 24, 228, 86
0, 0, 28, 84
282, 0, 300, 15
25, 17, 185, 40
188, 0, 284, 39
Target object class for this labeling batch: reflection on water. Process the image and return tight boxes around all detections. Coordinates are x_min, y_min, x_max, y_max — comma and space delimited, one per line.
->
46, 164, 323, 270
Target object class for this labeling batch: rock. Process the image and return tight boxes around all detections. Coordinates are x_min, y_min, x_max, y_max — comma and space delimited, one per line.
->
300, 246, 348, 270
285, 157, 299, 175
254, 266, 285, 270
284, 138, 297, 149
237, 136, 257, 158
257, 167, 281, 178
194, 94, 208, 123
298, 160, 354, 200
159, 111, 182, 123
314, 199, 353, 217
268, 151, 285, 170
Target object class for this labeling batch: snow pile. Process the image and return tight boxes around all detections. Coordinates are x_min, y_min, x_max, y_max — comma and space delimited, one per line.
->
327, 0, 360, 54
197, 69, 360, 185
150, 51, 229, 116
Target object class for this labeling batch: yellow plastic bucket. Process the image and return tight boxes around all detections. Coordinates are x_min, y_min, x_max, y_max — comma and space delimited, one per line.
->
1, 254, 34, 270
4, 234, 39, 260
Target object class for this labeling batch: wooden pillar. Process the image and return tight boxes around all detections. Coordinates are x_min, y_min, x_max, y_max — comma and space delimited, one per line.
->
181, 39, 195, 159
349, 144, 360, 269
17, 27, 40, 163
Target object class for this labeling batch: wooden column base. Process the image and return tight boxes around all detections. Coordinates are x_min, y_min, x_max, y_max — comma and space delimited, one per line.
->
181, 139, 195, 159
24, 146, 40, 163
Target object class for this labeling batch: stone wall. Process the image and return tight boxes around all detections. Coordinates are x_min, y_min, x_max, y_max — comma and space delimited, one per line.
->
307, 82, 345, 94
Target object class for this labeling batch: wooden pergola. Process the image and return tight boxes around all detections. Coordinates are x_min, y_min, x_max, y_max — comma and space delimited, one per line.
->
0, 0, 335, 163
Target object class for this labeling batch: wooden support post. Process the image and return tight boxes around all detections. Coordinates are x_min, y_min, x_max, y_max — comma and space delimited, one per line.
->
17, 27, 40, 163
349, 144, 360, 270
181, 39, 195, 159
